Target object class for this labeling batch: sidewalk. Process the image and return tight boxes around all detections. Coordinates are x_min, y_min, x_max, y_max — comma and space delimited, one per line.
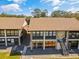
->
21, 54, 79, 59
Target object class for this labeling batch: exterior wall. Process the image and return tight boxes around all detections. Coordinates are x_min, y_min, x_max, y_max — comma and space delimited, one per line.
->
0, 29, 21, 46
30, 31, 58, 50
30, 31, 79, 50
67, 31, 79, 49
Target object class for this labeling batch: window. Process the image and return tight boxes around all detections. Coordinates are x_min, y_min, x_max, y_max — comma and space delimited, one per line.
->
53, 32, 56, 36
32, 32, 35, 36
40, 32, 43, 36
11, 39, 14, 43
15, 31, 19, 35
69, 31, 79, 39
6, 30, 19, 36
49, 32, 52, 36
45, 31, 56, 39
45, 32, 48, 36
2, 39, 5, 41
0, 30, 4, 36
32, 31, 44, 39
0, 38, 5, 43
8, 39, 10, 41
36, 32, 39, 36
0, 39, 5, 41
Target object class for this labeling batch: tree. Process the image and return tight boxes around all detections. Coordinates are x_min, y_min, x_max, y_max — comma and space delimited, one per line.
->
75, 11, 79, 20
41, 9, 48, 17
32, 8, 41, 18
51, 10, 74, 18
51, 10, 63, 17
32, 8, 48, 18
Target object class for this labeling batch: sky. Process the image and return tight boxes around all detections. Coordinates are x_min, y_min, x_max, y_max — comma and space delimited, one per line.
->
0, 0, 79, 16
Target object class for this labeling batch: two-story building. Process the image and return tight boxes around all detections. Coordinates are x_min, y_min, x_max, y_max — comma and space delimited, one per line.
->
0, 17, 25, 46
24, 18, 79, 50
0, 17, 79, 51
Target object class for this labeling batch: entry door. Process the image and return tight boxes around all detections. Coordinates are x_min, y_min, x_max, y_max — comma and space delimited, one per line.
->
69, 41, 78, 49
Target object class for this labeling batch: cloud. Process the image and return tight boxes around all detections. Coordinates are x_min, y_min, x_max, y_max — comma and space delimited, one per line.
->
0, 4, 22, 12
68, 0, 79, 2
53, 6, 59, 10
28, 7, 33, 12
67, 6, 79, 13
40, 0, 65, 6
66, 0, 79, 5
8, 0, 27, 4
70, 1, 79, 5
40, 0, 65, 12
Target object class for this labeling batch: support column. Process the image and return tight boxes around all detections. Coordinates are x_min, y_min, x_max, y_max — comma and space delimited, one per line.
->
56, 32, 61, 50
30, 33, 33, 50
4, 29, 7, 46
43, 32, 45, 50
18, 30, 21, 45
78, 42, 79, 49
36, 42, 38, 48
56, 42, 61, 50
65, 31, 69, 48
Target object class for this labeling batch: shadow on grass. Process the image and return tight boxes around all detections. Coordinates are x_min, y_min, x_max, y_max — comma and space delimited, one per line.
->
10, 45, 22, 56
10, 50, 21, 56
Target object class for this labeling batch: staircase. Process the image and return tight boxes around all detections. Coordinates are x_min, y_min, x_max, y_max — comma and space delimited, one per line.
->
58, 39, 69, 55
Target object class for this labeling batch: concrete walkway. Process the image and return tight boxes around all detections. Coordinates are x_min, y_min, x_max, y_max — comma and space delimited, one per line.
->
21, 54, 79, 59
20, 47, 79, 59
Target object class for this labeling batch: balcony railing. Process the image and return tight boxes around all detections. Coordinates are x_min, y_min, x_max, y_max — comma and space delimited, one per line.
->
32, 36, 43, 39
45, 36, 56, 39
0, 35, 5, 37
32, 36, 56, 40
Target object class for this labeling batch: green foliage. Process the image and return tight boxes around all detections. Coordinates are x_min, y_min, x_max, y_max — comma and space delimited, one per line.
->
32, 8, 41, 18
32, 8, 48, 18
51, 10, 72, 18
0, 9, 79, 19
51, 10, 79, 19
41, 9, 48, 17
0, 12, 25, 18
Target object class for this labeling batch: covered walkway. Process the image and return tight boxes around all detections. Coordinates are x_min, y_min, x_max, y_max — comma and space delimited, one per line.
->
25, 47, 61, 55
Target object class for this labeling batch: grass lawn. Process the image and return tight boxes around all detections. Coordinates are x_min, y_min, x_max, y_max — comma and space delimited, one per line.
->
0, 52, 20, 59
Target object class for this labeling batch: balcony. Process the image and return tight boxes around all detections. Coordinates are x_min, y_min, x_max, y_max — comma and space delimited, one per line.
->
45, 36, 56, 40
68, 31, 79, 40
0, 35, 5, 37
32, 36, 43, 40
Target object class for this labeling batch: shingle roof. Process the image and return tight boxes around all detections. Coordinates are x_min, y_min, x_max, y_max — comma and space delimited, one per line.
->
0, 17, 24, 29
24, 17, 79, 31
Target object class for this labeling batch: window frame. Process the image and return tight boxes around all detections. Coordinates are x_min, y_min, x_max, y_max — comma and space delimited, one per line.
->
0, 30, 5, 36
45, 31, 56, 39
32, 31, 44, 39
69, 31, 79, 39
6, 29, 19, 36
